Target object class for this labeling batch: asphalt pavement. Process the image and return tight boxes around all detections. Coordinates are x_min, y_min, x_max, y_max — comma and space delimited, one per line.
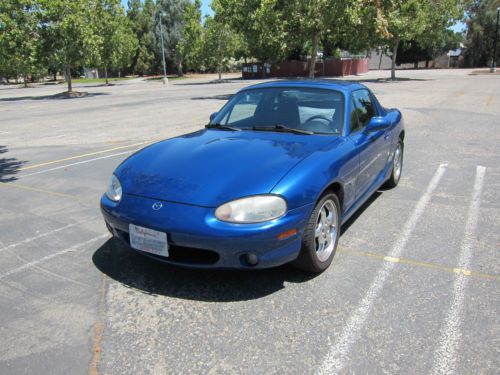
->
0, 69, 498, 374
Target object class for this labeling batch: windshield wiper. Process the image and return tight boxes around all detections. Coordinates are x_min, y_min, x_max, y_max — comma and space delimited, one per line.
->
205, 123, 242, 131
252, 124, 313, 135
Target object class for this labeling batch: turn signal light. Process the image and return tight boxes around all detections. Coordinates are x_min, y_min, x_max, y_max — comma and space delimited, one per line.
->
278, 228, 297, 240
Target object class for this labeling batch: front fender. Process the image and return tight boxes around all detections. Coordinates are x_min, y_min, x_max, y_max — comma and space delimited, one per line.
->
271, 137, 358, 212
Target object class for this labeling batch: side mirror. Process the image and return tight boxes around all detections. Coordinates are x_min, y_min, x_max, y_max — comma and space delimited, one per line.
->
209, 112, 218, 122
366, 116, 391, 132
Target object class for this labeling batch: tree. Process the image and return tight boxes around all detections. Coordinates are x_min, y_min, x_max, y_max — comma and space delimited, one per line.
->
0, 0, 43, 86
127, 0, 157, 75
212, 0, 289, 64
177, 0, 203, 72
201, 15, 238, 79
374, 0, 464, 80
95, 0, 138, 84
156, 0, 190, 76
464, 0, 500, 67
40, 0, 102, 92
284, 0, 351, 78
212, 0, 364, 78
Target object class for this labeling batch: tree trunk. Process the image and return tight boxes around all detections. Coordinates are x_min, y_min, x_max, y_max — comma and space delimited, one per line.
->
390, 39, 399, 81
105, 67, 109, 85
53, 71, 57, 81
177, 61, 183, 76
66, 66, 72, 92
379, 50, 383, 70
218, 62, 222, 81
309, 32, 319, 78
23, 74, 28, 88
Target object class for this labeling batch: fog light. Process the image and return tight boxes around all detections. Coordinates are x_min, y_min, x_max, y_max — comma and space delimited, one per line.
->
245, 253, 259, 266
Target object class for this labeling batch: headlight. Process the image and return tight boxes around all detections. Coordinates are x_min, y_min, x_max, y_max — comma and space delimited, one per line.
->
106, 174, 122, 202
215, 195, 287, 223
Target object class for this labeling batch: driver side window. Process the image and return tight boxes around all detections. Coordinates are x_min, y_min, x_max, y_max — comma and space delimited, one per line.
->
225, 92, 263, 125
350, 90, 376, 133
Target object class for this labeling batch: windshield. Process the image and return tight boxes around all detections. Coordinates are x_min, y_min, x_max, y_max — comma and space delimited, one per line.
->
210, 87, 345, 135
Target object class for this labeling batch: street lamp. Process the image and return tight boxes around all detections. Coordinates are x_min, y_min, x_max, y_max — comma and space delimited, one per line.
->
159, 11, 168, 84
491, 7, 500, 73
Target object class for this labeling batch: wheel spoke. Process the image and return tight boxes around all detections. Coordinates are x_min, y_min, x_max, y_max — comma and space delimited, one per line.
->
320, 209, 327, 226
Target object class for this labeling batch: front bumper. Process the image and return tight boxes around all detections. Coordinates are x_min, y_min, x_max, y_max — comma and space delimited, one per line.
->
101, 193, 313, 269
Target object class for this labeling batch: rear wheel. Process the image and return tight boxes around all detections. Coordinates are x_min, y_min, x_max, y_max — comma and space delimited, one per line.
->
384, 139, 403, 188
292, 193, 340, 273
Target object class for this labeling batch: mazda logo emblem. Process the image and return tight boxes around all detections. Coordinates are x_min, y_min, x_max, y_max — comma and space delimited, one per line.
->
152, 202, 163, 210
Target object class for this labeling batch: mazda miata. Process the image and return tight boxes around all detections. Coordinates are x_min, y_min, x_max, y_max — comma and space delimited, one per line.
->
101, 80, 404, 272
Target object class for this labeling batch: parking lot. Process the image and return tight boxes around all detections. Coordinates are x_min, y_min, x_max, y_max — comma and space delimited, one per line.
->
0, 69, 499, 374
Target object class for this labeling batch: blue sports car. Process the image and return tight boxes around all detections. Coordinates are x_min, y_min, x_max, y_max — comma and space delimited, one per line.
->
101, 80, 404, 272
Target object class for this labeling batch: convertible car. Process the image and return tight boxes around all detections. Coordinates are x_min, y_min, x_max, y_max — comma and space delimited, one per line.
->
101, 80, 404, 272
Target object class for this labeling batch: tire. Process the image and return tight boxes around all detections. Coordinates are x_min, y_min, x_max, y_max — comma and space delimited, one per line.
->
292, 193, 340, 273
384, 139, 404, 189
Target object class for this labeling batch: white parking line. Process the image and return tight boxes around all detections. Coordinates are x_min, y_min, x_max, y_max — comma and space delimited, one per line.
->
0, 234, 108, 281
432, 166, 486, 375
0, 218, 96, 254
317, 163, 448, 375
16, 150, 135, 179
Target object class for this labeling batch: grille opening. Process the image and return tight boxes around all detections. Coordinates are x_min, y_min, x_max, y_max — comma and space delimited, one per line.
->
114, 229, 220, 265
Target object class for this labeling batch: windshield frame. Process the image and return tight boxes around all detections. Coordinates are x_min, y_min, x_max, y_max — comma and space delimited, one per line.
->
209, 87, 346, 136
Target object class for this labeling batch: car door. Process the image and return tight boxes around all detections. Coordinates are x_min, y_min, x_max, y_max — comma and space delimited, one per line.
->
349, 89, 387, 199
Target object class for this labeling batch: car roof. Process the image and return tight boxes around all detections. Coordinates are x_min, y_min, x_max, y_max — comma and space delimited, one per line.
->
239, 79, 367, 95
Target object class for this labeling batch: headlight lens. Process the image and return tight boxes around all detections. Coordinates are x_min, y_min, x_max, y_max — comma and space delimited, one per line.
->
106, 174, 122, 202
215, 195, 287, 223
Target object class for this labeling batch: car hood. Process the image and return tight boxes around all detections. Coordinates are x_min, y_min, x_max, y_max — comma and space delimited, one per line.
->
116, 129, 340, 207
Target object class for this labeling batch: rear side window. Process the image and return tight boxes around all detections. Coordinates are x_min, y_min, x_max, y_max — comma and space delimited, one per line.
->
350, 89, 376, 133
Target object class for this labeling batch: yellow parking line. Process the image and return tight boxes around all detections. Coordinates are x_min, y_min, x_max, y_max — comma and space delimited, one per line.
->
0, 182, 81, 200
487, 95, 494, 107
18, 141, 149, 171
338, 247, 499, 281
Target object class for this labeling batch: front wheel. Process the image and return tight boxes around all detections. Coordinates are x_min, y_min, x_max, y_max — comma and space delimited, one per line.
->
384, 139, 404, 188
292, 193, 340, 273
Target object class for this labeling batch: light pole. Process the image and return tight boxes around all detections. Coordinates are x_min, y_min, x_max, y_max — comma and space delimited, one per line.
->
491, 7, 500, 73
159, 11, 168, 84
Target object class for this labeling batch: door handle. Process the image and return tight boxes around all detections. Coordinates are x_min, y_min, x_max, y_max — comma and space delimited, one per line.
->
384, 132, 391, 141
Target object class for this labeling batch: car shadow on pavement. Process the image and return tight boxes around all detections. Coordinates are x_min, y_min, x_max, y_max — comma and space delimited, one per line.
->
92, 237, 317, 302
340, 191, 382, 235
0, 146, 27, 182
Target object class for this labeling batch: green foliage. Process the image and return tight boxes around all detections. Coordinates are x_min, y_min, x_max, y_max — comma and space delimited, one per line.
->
464, 0, 500, 67
373, 0, 465, 79
94, 0, 138, 82
212, 0, 288, 63
127, 0, 157, 75
39, 0, 102, 91
155, 0, 190, 75
0, 0, 44, 84
178, 0, 203, 71
0, 0, 476, 84
397, 30, 462, 65
200, 15, 239, 77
